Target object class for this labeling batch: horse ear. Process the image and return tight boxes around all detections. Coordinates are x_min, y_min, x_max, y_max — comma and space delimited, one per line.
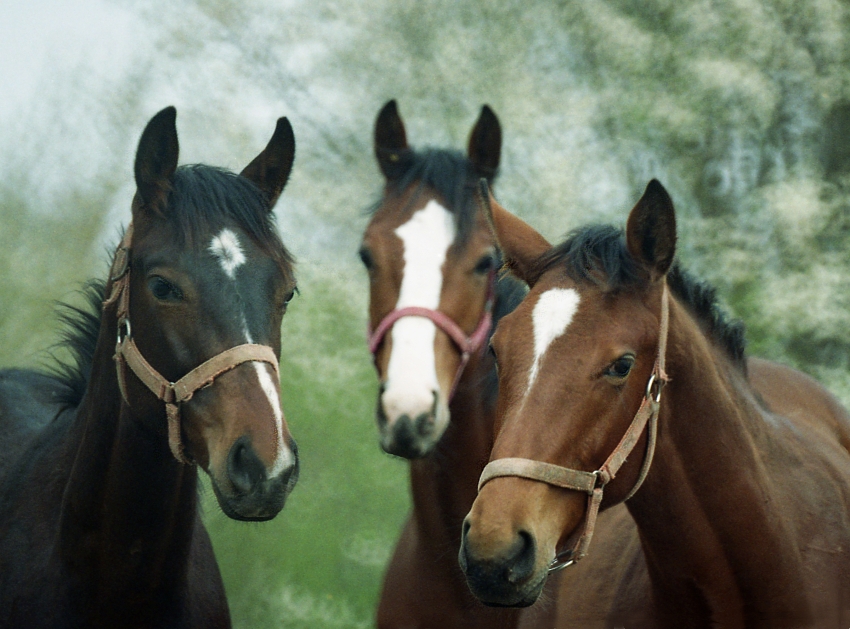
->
467, 105, 501, 181
240, 117, 296, 210
625, 179, 677, 280
476, 180, 550, 287
134, 106, 179, 216
374, 99, 409, 180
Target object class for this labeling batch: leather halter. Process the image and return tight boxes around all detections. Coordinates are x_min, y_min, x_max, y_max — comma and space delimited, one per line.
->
102, 224, 281, 465
367, 270, 496, 400
477, 284, 670, 571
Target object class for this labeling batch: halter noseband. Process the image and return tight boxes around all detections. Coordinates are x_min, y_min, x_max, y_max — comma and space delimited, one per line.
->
102, 224, 281, 465
367, 270, 496, 400
477, 284, 670, 572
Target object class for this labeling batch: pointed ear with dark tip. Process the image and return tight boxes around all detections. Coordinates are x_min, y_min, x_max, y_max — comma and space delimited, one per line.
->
240, 117, 296, 210
134, 106, 179, 215
374, 99, 410, 180
468, 105, 501, 181
626, 179, 677, 280
476, 179, 551, 286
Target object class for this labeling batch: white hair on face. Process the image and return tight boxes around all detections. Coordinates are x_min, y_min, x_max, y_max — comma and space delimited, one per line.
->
209, 228, 294, 476
381, 200, 456, 425
528, 288, 581, 389
209, 228, 246, 278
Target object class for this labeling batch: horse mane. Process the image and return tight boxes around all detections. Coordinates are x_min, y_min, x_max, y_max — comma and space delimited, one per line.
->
480, 270, 528, 405
45, 164, 295, 409
47, 280, 105, 408
376, 148, 491, 245
531, 224, 747, 370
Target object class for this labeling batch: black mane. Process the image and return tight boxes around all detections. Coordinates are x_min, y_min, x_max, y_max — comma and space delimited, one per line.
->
377, 148, 491, 244
533, 224, 747, 369
46, 164, 294, 408
480, 272, 527, 404
47, 280, 105, 408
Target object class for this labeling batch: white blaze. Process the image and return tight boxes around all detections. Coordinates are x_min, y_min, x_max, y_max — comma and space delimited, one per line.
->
528, 288, 581, 388
209, 228, 246, 278
253, 361, 294, 478
240, 324, 292, 478
382, 200, 455, 423
209, 228, 293, 477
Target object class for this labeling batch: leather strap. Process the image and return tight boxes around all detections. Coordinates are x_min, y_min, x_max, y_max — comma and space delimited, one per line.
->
368, 270, 495, 400
104, 223, 281, 465
478, 284, 669, 570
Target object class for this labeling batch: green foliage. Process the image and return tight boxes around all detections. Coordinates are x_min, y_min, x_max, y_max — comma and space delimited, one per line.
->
0, 178, 112, 370
2, 0, 850, 626
202, 266, 408, 628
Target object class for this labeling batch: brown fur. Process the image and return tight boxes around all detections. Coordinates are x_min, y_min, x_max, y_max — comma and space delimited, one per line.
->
462, 180, 850, 627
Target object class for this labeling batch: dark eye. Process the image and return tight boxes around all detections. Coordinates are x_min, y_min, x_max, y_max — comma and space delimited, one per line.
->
358, 247, 374, 271
474, 254, 497, 275
283, 287, 298, 306
604, 354, 635, 380
148, 276, 183, 302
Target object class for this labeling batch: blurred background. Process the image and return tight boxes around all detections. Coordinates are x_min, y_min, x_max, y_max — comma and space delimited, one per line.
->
1, 0, 849, 626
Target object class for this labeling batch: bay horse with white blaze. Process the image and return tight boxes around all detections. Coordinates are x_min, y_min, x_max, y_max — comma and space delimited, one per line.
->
0, 107, 299, 628
460, 180, 850, 627
362, 100, 530, 628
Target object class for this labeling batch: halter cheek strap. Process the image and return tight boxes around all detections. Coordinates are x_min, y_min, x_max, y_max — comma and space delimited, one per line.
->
477, 284, 670, 571
368, 270, 496, 400
103, 224, 280, 465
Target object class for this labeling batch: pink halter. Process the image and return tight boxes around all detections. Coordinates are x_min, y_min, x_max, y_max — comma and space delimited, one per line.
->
368, 271, 496, 400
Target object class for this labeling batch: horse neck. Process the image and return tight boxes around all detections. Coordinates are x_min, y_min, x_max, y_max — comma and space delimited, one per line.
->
409, 349, 496, 539
58, 295, 199, 610
624, 300, 811, 628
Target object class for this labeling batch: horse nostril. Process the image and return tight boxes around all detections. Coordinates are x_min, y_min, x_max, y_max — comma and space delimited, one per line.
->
506, 530, 536, 585
278, 456, 299, 490
458, 518, 473, 572
393, 415, 415, 450
227, 436, 266, 494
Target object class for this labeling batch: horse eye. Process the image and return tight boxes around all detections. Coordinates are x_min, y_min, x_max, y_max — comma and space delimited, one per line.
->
474, 254, 496, 275
605, 354, 635, 380
283, 287, 297, 306
358, 247, 374, 271
148, 276, 183, 302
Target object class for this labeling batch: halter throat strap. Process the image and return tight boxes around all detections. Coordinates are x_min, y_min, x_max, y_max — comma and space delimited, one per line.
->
477, 283, 670, 571
367, 270, 496, 399
102, 224, 280, 465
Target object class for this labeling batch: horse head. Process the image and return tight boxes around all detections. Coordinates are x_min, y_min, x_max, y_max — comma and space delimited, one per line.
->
460, 181, 676, 605
117, 107, 299, 521
361, 100, 502, 458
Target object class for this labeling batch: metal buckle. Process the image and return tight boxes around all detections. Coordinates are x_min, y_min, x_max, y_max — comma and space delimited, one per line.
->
548, 551, 576, 573
117, 318, 131, 345
645, 373, 663, 403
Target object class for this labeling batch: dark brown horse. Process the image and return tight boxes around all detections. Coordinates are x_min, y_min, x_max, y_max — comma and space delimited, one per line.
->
0, 107, 299, 628
361, 100, 531, 628
460, 180, 850, 627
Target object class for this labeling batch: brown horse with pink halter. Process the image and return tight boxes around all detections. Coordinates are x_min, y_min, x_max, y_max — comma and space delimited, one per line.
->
362, 100, 532, 629
460, 180, 850, 627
